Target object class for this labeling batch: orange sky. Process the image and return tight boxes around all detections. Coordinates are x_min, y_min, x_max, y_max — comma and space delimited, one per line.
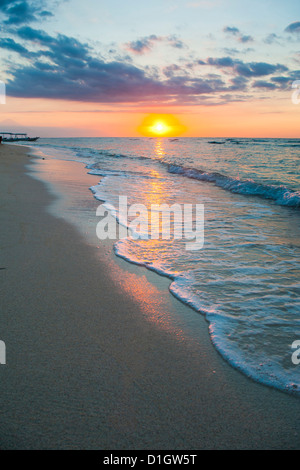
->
0, 1, 299, 138
1, 92, 298, 138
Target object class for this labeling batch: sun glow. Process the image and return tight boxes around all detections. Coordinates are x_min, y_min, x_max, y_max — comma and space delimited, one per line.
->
150, 121, 171, 136
138, 114, 187, 137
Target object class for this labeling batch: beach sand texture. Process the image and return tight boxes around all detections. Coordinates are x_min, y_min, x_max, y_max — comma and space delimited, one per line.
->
0, 144, 299, 449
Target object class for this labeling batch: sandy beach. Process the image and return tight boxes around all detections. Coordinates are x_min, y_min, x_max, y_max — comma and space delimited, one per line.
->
0, 143, 299, 450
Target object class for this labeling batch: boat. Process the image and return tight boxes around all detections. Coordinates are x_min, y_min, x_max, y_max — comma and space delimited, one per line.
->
0, 132, 39, 142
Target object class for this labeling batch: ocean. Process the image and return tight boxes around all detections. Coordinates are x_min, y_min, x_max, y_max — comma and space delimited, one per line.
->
24, 137, 300, 395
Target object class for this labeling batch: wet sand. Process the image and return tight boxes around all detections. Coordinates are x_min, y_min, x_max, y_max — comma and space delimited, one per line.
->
0, 143, 299, 449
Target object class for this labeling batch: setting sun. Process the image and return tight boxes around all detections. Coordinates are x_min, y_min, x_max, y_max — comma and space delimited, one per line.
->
150, 121, 170, 135
138, 114, 187, 137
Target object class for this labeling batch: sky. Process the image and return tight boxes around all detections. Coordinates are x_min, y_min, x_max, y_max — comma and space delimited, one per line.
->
0, 0, 299, 137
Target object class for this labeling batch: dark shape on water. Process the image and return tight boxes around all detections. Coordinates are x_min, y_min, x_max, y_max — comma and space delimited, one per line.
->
226, 138, 242, 144
0, 132, 39, 142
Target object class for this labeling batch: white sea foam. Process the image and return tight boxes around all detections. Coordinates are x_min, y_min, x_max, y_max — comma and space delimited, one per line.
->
24, 137, 300, 395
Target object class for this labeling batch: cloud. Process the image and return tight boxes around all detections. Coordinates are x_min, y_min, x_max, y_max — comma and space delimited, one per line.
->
0, 13, 293, 106
285, 22, 300, 33
2, 28, 230, 104
167, 35, 185, 49
16, 26, 91, 62
264, 33, 281, 45
223, 47, 253, 55
0, 37, 29, 54
125, 35, 159, 55
252, 80, 277, 90
223, 25, 254, 44
229, 75, 248, 91
236, 62, 288, 77
207, 56, 288, 77
252, 75, 292, 90
238, 34, 253, 43
17, 25, 55, 43
6, 57, 161, 103
4, 1, 37, 24
125, 34, 186, 55
39, 10, 53, 17
0, 0, 53, 25
271, 76, 291, 89
223, 26, 240, 35
6, 61, 232, 104
162, 64, 182, 78
207, 56, 235, 67
289, 70, 300, 80
222, 47, 240, 55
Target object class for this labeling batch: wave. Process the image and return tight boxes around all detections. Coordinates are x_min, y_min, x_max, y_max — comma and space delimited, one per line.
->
114, 239, 300, 396
280, 144, 300, 148
167, 164, 300, 208
85, 146, 300, 210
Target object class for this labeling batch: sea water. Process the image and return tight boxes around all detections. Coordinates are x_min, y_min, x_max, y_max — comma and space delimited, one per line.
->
25, 137, 300, 394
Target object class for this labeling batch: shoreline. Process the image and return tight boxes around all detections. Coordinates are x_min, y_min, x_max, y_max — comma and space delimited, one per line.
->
26, 141, 300, 397
0, 143, 299, 449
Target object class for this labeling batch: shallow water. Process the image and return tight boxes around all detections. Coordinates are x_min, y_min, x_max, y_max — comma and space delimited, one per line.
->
24, 137, 300, 394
